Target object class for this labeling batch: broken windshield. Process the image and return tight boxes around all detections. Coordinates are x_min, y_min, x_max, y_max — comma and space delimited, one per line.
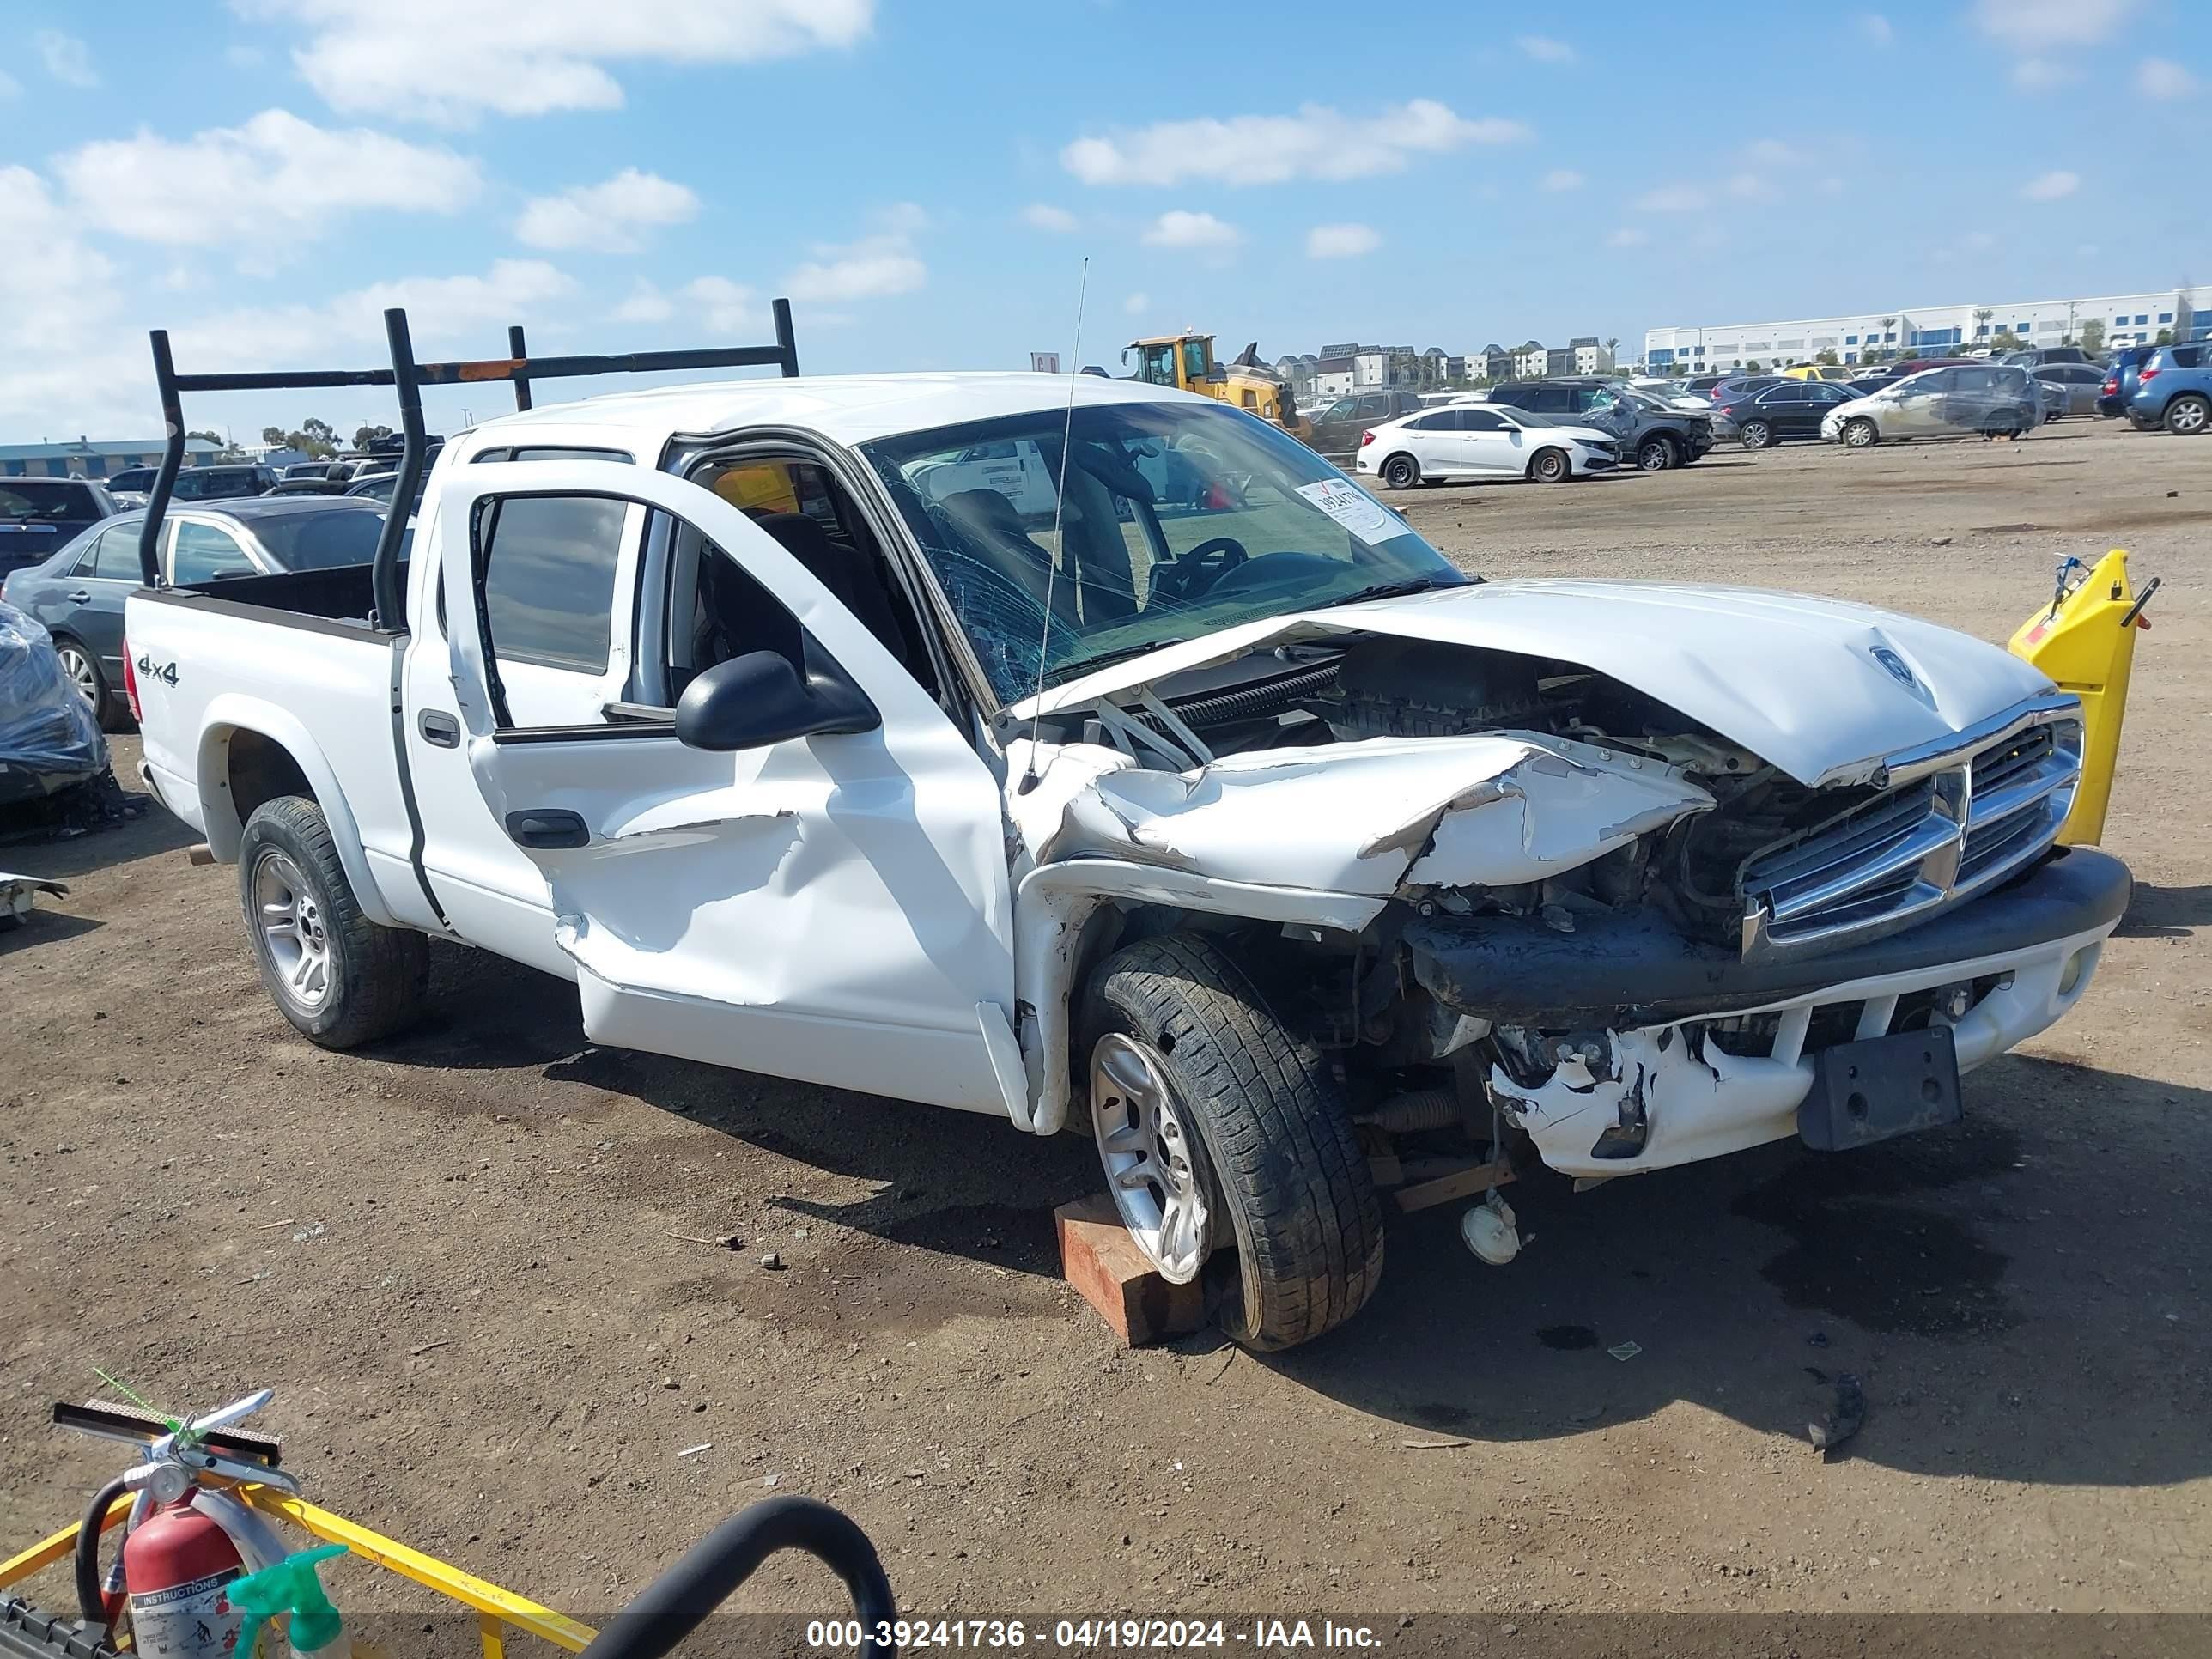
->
860, 402, 1466, 703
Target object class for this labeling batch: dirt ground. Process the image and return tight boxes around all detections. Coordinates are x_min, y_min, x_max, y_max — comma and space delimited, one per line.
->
3, 420, 2207, 1636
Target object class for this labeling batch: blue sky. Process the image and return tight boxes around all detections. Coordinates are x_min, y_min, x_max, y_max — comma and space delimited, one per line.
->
3, 0, 2207, 442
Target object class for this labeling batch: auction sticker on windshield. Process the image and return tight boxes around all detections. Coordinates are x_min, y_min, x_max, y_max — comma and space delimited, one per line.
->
1294, 478, 1393, 544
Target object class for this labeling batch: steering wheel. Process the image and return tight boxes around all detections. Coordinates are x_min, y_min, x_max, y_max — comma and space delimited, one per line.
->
1152, 536, 1249, 603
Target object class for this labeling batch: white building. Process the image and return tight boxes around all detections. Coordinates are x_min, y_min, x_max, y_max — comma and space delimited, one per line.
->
1569, 337, 1614, 375
1511, 340, 1547, 378
1644, 286, 2212, 374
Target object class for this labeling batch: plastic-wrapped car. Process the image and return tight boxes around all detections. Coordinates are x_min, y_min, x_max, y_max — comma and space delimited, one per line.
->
0, 602, 108, 805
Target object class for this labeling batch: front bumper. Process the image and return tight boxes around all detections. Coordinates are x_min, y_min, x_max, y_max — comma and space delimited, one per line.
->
1409, 848, 2129, 1179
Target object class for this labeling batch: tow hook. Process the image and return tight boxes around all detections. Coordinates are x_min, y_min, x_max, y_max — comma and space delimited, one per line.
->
1461, 1190, 1523, 1266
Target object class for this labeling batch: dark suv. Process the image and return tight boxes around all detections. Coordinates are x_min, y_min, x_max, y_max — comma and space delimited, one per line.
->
0, 477, 119, 580
1307, 389, 1425, 459
1484, 380, 1713, 470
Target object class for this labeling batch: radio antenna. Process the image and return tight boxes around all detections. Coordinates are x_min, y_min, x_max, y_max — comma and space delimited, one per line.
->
1018, 255, 1089, 793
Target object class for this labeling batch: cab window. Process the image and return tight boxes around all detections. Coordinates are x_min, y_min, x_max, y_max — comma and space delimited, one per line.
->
1138, 343, 1176, 386
1180, 339, 1210, 381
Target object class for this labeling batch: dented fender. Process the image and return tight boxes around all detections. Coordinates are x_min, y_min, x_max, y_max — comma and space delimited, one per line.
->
1043, 732, 1714, 896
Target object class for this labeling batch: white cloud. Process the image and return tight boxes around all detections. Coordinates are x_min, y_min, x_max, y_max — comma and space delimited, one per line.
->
0, 167, 118, 345
1022, 204, 1079, 233
1516, 35, 1575, 64
681, 276, 759, 334
1635, 184, 1708, 213
1972, 0, 2133, 51
1305, 222, 1379, 259
1540, 167, 1585, 192
35, 30, 97, 87
1857, 13, 1893, 46
1123, 292, 1149, 317
1062, 100, 1529, 187
516, 168, 698, 252
56, 109, 479, 247
2137, 57, 2198, 100
1725, 172, 1776, 201
613, 280, 675, 324
1607, 227, 1648, 248
256, 0, 876, 125
778, 204, 929, 302
1141, 210, 1242, 251
2012, 58, 2074, 89
0, 67, 19, 99
2021, 169, 2081, 202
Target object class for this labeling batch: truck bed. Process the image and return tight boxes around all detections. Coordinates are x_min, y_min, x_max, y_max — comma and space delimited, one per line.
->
146, 559, 409, 632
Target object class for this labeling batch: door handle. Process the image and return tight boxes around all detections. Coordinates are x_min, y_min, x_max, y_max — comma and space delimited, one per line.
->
68, 590, 92, 603
416, 710, 460, 748
505, 809, 589, 850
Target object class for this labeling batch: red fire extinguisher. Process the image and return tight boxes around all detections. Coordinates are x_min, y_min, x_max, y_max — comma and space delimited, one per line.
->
120, 1497, 247, 1659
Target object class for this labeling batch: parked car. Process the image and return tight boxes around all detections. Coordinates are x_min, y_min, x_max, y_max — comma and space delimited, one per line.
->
1306, 389, 1425, 458
122, 358, 2130, 1352
103, 464, 283, 503
283, 461, 341, 481
264, 477, 352, 496
1780, 364, 1858, 382
1719, 379, 1863, 448
1479, 380, 1714, 470
1355, 403, 1619, 487
2034, 363, 2104, 419
0, 498, 387, 724
0, 601, 107, 805
2098, 344, 2160, 418
2002, 346, 2095, 368
1820, 363, 2042, 447
0, 477, 119, 582
2124, 342, 2212, 434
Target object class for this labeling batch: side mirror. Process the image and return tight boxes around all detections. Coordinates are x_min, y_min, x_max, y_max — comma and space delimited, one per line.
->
674, 649, 879, 753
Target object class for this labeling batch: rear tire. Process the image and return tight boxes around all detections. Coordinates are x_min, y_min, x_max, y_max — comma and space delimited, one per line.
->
1380, 453, 1420, 489
51, 637, 116, 730
1740, 419, 1773, 450
1842, 417, 1879, 449
2164, 394, 2210, 436
239, 795, 428, 1048
1528, 447, 1571, 484
1082, 933, 1383, 1352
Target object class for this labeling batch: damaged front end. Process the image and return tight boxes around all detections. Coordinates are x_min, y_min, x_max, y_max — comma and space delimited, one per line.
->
1011, 626, 2126, 1183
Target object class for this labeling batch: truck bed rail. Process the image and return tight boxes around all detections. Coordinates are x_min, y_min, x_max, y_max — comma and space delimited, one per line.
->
140, 301, 800, 628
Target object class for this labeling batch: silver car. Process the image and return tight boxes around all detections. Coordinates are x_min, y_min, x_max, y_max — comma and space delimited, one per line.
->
2034, 363, 2106, 419
1821, 363, 2042, 447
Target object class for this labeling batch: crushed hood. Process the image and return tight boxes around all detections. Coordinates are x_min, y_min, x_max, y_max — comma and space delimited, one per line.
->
1019, 579, 2057, 787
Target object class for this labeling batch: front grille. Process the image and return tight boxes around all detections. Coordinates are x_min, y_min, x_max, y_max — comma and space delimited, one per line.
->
1740, 709, 2081, 957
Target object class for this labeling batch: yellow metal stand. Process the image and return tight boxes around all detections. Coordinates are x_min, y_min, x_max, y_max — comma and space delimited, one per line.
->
0, 1486, 595, 1657
2008, 548, 2154, 846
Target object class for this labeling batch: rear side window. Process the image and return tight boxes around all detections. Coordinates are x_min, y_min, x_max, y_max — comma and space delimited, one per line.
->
77, 522, 143, 580
477, 495, 628, 672
0, 481, 94, 520
251, 508, 387, 572
172, 521, 257, 583
2173, 344, 2206, 368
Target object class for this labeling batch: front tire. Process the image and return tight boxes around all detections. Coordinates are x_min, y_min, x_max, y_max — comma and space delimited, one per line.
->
2164, 394, 2210, 436
240, 795, 428, 1048
1636, 435, 1677, 471
1380, 453, 1420, 489
1528, 447, 1571, 484
1082, 933, 1382, 1352
1740, 419, 1773, 450
1842, 416, 1879, 449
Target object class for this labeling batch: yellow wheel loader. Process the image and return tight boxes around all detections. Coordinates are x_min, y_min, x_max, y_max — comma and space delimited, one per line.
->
1124, 332, 1313, 443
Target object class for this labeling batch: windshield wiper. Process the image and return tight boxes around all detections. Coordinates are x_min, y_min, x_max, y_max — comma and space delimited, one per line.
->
1321, 575, 1468, 610
1060, 635, 1191, 676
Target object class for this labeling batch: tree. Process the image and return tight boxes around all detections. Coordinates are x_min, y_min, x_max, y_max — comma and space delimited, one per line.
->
258, 416, 338, 459
261, 426, 288, 447
1990, 329, 2023, 352
353, 422, 395, 450
1973, 307, 1994, 345
1814, 348, 1839, 366
1745, 359, 1764, 372
2078, 318, 2106, 354
1878, 315, 1897, 349
186, 428, 223, 445
2156, 327, 2174, 346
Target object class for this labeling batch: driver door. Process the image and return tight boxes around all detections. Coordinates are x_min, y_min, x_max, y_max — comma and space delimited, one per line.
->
436, 460, 1022, 1118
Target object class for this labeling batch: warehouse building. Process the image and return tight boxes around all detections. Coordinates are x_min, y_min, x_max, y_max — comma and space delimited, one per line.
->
0, 436, 222, 479
1644, 286, 2212, 374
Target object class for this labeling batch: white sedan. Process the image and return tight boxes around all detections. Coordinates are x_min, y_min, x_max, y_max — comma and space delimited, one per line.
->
1353, 402, 1620, 488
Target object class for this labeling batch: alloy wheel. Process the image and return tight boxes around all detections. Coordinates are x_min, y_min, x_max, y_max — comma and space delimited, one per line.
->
1090, 1033, 1212, 1284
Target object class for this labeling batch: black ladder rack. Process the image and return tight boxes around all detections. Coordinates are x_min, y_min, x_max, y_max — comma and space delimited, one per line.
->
139, 298, 799, 629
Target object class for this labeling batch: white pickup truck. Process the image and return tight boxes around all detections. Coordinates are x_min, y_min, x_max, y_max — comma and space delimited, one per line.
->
125, 330, 2130, 1349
